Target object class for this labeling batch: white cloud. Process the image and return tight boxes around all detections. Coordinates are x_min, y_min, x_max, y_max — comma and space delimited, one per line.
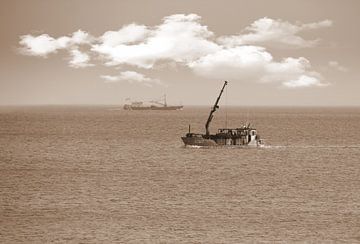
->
328, 61, 348, 72
92, 14, 220, 68
68, 49, 94, 68
19, 34, 70, 57
119, 71, 153, 82
189, 46, 325, 87
19, 29, 94, 61
99, 24, 149, 46
217, 17, 333, 48
189, 46, 271, 80
18, 14, 333, 88
262, 57, 311, 83
101, 71, 162, 87
301, 19, 333, 30
100, 75, 121, 83
70, 30, 94, 45
283, 75, 326, 88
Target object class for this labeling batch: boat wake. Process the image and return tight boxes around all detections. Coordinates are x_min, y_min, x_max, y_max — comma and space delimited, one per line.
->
258, 145, 360, 149
183, 144, 265, 149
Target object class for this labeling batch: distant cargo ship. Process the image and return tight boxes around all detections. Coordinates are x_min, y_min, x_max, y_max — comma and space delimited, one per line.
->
123, 95, 183, 110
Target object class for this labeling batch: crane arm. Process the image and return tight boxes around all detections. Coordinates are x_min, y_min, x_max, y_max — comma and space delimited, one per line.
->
205, 81, 228, 136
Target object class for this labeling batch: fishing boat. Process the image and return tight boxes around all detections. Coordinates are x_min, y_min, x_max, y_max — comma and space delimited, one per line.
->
123, 95, 183, 110
181, 81, 263, 147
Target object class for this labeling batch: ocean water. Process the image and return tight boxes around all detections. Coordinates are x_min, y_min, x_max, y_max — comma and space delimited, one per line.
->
0, 106, 359, 243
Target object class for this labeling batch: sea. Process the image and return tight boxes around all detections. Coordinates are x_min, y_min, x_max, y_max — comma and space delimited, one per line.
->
0, 106, 359, 243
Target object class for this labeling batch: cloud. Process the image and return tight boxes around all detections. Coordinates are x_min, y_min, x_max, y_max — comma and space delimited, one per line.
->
92, 14, 220, 68
189, 46, 271, 80
100, 75, 119, 82
217, 17, 333, 48
68, 49, 94, 68
328, 61, 348, 72
19, 29, 94, 68
19, 34, 70, 57
101, 71, 162, 87
283, 75, 327, 88
189, 46, 325, 87
99, 23, 149, 46
18, 14, 332, 88
301, 19, 333, 30
70, 30, 94, 45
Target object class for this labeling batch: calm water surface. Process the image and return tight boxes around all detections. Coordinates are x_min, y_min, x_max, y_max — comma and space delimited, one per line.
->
1, 106, 360, 243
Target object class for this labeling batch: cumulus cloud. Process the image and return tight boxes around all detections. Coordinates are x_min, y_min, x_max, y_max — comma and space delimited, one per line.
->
18, 14, 332, 88
70, 30, 94, 45
189, 46, 325, 87
92, 14, 220, 68
99, 23, 149, 46
283, 75, 326, 88
328, 61, 348, 72
101, 71, 162, 87
301, 19, 333, 30
100, 75, 119, 82
68, 49, 94, 68
189, 46, 271, 80
19, 34, 70, 57
217, 17, 333, 48
19, 30, 93, 57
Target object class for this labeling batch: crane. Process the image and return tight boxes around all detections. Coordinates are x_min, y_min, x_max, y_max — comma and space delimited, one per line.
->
205, 81, 228, 136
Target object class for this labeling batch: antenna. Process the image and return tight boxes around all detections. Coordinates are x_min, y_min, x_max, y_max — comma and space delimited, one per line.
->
225, 83, 228, 129
246, 106, 249, 126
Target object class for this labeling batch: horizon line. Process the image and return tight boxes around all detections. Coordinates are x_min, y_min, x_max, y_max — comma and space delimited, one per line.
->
1, 104, 360, 108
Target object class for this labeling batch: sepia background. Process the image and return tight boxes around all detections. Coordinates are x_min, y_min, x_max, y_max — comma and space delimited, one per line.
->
1, 1, 360, 243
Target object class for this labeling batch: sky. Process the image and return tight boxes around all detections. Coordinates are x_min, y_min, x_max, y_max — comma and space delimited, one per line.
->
0, 0, 359, 106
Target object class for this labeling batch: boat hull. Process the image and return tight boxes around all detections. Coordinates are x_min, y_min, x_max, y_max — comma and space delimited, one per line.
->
181, 136, 218, 146
182, 138, 262, 147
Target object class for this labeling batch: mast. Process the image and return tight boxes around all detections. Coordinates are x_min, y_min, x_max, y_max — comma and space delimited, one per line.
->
205, 81, 228, 136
